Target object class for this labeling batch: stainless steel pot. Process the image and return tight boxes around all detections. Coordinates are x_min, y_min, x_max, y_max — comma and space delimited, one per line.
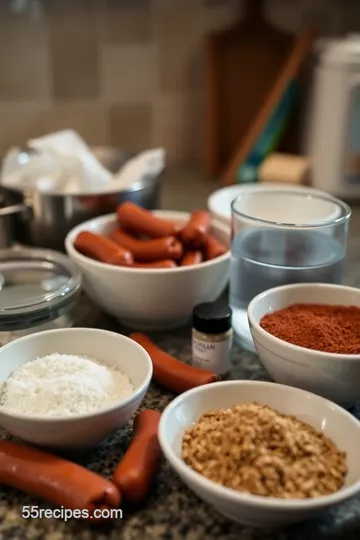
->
0, 146, 163, 251
0, 203, 26, 248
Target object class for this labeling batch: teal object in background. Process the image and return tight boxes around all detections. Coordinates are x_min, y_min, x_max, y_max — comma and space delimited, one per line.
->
236, 161, 258, 184
236, 80, 299, 184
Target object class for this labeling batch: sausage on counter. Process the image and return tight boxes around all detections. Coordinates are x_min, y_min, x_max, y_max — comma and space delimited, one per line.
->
112, 410, 162, 504
111, 230, 183, 261
180, 250, 203, 266
179, 211, 211, 249
0, 440, 121, 519
74, 231, 134, 266
129, 333, 221, 394
132, 260, 177, 269
117, 202, 180, 239
204, 233, 228, 260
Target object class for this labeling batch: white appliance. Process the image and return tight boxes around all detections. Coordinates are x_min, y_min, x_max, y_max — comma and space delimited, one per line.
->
310, 34, 360, 199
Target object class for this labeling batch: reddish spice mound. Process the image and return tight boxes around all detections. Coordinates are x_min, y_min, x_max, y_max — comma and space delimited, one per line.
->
260, 303, 360, 354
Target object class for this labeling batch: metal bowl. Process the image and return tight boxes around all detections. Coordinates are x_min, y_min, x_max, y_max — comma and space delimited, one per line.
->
0, 146, 163, 251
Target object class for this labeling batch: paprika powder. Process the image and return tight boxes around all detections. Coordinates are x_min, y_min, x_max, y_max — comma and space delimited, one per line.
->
260, 303, 360, 354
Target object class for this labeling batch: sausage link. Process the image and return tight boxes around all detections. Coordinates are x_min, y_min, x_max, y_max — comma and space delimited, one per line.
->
117, 202, 180, 238
204, 233, 228, 260
112, 410, 162, 504
74, 231, 133, 266
0, 440, 121, 520
132, 260, 176, 269
129, 333, 221, 394
111, 230, 183, 261
180, 250, 203, 266
180, 211, 211, 249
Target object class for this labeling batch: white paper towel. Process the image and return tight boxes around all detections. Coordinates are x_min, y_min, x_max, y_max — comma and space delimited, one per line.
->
1, 130, 165, 195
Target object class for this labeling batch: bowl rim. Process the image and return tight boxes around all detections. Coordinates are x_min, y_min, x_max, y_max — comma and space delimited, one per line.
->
158, 380, 360, 510
207, 185, 336, 222
65, 210, 230, 274
0, 327, 153, 422
231, 189, 350, 229
247, 282, 360, 359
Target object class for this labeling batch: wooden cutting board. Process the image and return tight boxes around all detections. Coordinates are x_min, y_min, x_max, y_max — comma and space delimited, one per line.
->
203, 0, 295, 178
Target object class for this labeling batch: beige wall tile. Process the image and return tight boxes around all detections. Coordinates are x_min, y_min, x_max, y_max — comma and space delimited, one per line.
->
267, 0, 303, 33
152, 94, 202, 164
46, 0, 101, 99
0, 101, 107, 153
101, 45, 156, 103
109, 104, 152, 152
0, 0, 359, 166
42, 102, 108, 146
154, 4, 203, 93
0, 104, 48, 153
0, 9, 49, 101
104, 0, 152, 44
329, 4, 359, 34
201, 0, 243, 32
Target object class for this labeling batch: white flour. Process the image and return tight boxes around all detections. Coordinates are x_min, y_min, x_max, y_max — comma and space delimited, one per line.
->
0, 353, 134, 417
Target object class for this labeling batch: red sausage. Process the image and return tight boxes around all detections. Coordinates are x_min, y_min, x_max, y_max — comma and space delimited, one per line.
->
132, 260, 177, 269
112, 410, 162, 504
117, 202, 180, 238
111, 230, 183, 261
0, 440, 121, 520
180, 211, 211, 248
130, 333, 221, 394
74, 231, 133, 266
180, 250, 203, 266
204, 233, 227, 260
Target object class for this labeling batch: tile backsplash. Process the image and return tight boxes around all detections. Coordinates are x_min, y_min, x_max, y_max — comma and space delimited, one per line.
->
0, 0, 358, 164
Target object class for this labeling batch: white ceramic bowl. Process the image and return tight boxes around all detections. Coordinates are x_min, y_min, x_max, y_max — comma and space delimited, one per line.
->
158, 380, 360, 527
65, 211, 230, 330
0, 328, 152, 451
208, 184, 339, 227
248, 283, 360, 408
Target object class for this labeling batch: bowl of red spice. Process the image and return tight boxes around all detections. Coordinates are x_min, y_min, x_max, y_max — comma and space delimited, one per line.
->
247, 283, 360, 408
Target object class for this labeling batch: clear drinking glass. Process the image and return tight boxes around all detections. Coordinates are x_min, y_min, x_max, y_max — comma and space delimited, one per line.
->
230, 190, 351, 351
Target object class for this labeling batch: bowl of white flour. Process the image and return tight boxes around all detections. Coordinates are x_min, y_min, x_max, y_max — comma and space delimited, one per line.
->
0, 327, 152, 451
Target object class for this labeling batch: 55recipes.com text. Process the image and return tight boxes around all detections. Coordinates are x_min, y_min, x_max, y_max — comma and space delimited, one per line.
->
22, 506, 123, 521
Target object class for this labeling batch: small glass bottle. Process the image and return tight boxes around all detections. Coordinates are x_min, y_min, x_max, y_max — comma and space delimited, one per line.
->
192, 302, 233, 378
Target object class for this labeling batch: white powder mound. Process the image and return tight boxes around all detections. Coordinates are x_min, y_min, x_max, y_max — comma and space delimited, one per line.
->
0, 354, 134, 418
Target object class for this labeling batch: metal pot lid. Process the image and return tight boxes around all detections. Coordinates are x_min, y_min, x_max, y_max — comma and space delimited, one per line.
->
0, 247, 81, 316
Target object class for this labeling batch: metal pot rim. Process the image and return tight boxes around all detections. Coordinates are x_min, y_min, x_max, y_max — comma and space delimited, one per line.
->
1, 171, 162, 198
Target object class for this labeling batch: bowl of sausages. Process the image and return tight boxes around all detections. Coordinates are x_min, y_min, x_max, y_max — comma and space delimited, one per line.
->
65, 202, 230, 330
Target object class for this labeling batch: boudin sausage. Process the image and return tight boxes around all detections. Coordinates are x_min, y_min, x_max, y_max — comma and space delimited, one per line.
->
129, 333, 221, 394
112, 410, 162, 504
204, 233, 227, 260
111, 230, 183, 261
179, 211, 211, 248
0, 440, 121, 520
116, 202, 180, 238
180, 250, 203, 266
74, 231, 133, 266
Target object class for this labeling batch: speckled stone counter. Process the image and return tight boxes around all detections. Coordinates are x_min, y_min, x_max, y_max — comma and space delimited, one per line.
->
2, 260, 360, 540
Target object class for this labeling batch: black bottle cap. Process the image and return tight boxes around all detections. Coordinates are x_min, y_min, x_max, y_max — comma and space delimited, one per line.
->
192, 302, 232, 335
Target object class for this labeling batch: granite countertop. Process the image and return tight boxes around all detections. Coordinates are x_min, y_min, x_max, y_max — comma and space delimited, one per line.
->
1, 169, 360, 539
2, 275, 360, 540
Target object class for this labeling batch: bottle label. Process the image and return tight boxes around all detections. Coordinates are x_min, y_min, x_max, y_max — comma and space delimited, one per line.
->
192, 335, 232, 374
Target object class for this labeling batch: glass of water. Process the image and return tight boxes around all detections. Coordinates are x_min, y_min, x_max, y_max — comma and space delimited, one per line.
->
230, 189, 351, 351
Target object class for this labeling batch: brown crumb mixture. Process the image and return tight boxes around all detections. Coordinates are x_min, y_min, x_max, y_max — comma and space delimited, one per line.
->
182, 402, 347, 499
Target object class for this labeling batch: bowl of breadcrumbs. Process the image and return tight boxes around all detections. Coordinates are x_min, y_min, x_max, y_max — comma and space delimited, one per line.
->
158, 380, 360, 528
